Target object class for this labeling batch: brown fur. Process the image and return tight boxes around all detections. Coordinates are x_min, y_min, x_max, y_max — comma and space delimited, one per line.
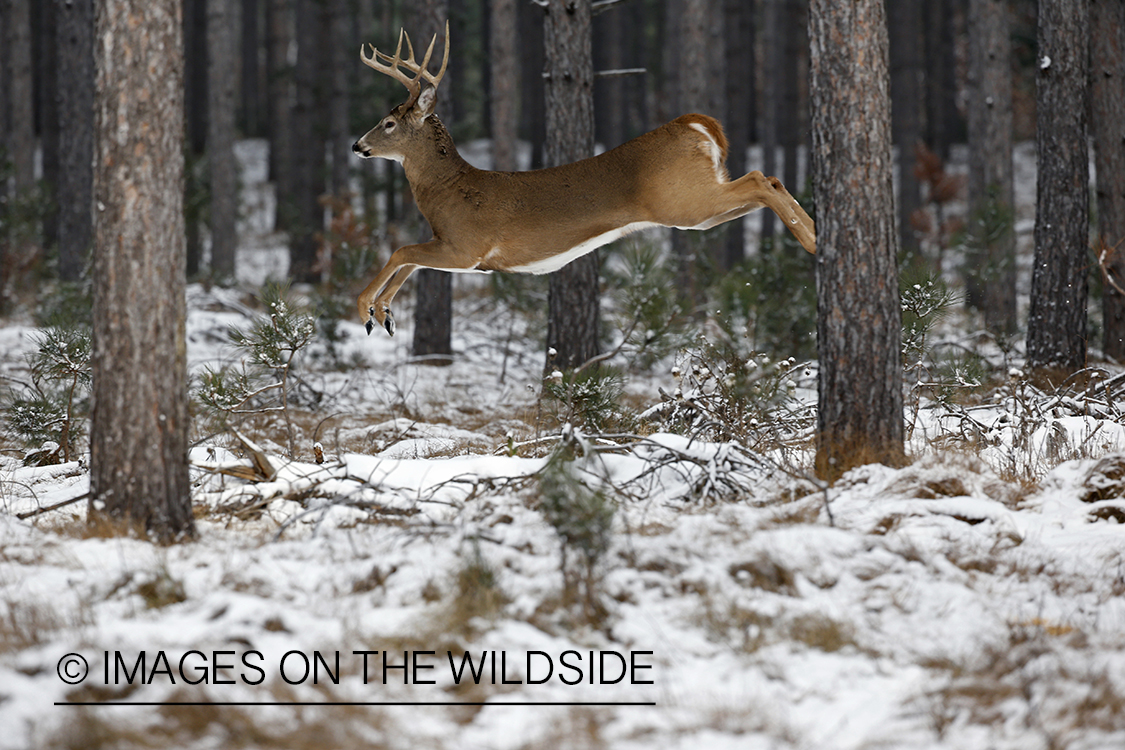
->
353, 80, 816, 335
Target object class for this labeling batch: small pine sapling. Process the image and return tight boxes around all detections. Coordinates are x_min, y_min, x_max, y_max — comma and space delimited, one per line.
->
4, 325, 92, 463
538, 432, 616, 624
197, 283, 316, 456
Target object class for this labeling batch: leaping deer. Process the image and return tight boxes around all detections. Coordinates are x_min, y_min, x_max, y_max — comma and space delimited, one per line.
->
352, 23, 816, 336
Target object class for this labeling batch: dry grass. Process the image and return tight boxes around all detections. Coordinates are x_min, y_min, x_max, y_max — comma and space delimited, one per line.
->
40, 684, 394, 750
926, 621, 1125, 743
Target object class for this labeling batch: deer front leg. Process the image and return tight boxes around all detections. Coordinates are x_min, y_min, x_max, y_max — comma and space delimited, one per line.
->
357, 239, 477, 336
739, 171, 817, 254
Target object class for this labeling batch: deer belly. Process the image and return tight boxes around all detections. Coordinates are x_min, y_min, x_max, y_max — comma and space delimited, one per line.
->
501, 222, 658, 275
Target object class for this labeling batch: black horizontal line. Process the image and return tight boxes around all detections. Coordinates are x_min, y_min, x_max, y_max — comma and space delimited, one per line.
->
54, 701, 657, 707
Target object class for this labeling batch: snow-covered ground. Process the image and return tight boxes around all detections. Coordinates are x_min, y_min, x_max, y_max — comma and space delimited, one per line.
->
2, 140, 1124, 749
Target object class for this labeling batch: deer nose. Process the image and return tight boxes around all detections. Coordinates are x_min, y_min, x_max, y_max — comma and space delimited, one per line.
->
352, 141, 369, 157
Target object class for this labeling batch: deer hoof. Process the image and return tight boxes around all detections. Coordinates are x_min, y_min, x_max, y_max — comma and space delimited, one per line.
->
384, 310, 396, 336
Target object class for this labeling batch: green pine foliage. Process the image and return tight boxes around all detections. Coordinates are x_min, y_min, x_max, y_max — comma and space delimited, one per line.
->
196, 283, 316, 455
4, 324, 92, 463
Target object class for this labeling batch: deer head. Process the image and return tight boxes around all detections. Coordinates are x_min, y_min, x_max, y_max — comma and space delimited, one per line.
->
352, 23, 450, 163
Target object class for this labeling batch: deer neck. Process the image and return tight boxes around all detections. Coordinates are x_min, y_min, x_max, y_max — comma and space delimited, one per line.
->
402, 116, 471, 209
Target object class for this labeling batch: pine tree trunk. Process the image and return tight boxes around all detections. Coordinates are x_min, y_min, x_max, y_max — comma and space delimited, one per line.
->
5, 0, 35, 192
778, 0, 802, 193
722, 0, 754, 270
889, 0, 923, 261
521, 0, 546, 169
4, 0, 34, 193
544, 0, 599, 372
266, 0, 292, 232
91, 0, 193, 541
411, 0, 454, 363
39, 1, 60, 250
672, 0, 711, 309
289, 0, 327, 283
966, 0, 1016, 335
1092, 0, 1125, 360
490, 0, 519, 172
183, 0, 207, 277
924, 0, 960, 161
809, 0, 904, 480
55, 0, 95, 283
241, 0, 262, 137
208, 0, 238, 281
760, 0, 783, 242
327, 0, 351, 197
1026, 0, 1090, 371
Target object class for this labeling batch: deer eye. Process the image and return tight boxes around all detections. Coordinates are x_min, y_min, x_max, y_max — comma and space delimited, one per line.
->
384, 120, 396, 132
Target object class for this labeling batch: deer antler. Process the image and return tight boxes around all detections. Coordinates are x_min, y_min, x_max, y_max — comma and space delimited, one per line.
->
360, 21, 450, 111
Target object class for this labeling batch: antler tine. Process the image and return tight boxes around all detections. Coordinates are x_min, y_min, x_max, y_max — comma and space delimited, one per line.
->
360, 22, 450, 108
424, 21, 451, 90
360, 28, 423, 106
380, 22, 450, 90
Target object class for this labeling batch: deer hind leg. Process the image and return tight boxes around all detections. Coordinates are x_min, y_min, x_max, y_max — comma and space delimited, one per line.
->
726, 171, 817, 254
357, 239, 475, 336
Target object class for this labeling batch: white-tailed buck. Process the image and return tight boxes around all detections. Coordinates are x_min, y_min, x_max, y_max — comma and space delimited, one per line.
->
353, 23, 816, 336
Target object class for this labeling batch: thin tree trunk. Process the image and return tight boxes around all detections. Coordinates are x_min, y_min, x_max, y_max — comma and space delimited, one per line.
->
242, 0, 262, 137
55, 0, 95, 283
208, 0, 238, 280
761, 0, 791, 243
327, 0, 351, 197
520, 0, 546, 169
779, 0, 802, 193
91, 0, 193, 541
722, 0, 754, 270
5, 0, 35, 192
889, 0, 923, 262
809, 0, 904, 480
544, 0, 598, 372
183, 0, 208, 277
1026, 0, 1090, 371
924, 0, 960, 161
39, 0, 60, 250
1092, 0, 1125, 359
411, 0, 454, 362
490, 0, 519, 172
267, 0, 293, 232
289, 0, 326, 282
966, 0, 1016, 334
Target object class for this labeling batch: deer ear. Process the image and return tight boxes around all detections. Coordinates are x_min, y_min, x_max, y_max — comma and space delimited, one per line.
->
414, 86, 437, 120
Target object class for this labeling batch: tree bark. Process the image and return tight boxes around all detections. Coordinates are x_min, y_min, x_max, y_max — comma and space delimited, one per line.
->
1092, 0, 1125, 359
327, 0, 351, 197
809, 0, 904, 480
266, 0, 292, 232
889, 0, 924, 261
39, 0, 60, 249
965, 0, 1016, 334
721, 0, 755, 270
242, 0, 263, 137
55, 0, 95, 283
91, 0, 193, 541
490, 0, 519, 172
520, 0, 546, 169
544, 0, 599, 372
183, 0, 207, 277
4, 0, 35, 192
924, 0, 960, 161
208, 0, 238, 281
671, 0, 711, 308
1026, 0, 1090, 371
410, 0, 454, 362
289, 0, 326, 283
